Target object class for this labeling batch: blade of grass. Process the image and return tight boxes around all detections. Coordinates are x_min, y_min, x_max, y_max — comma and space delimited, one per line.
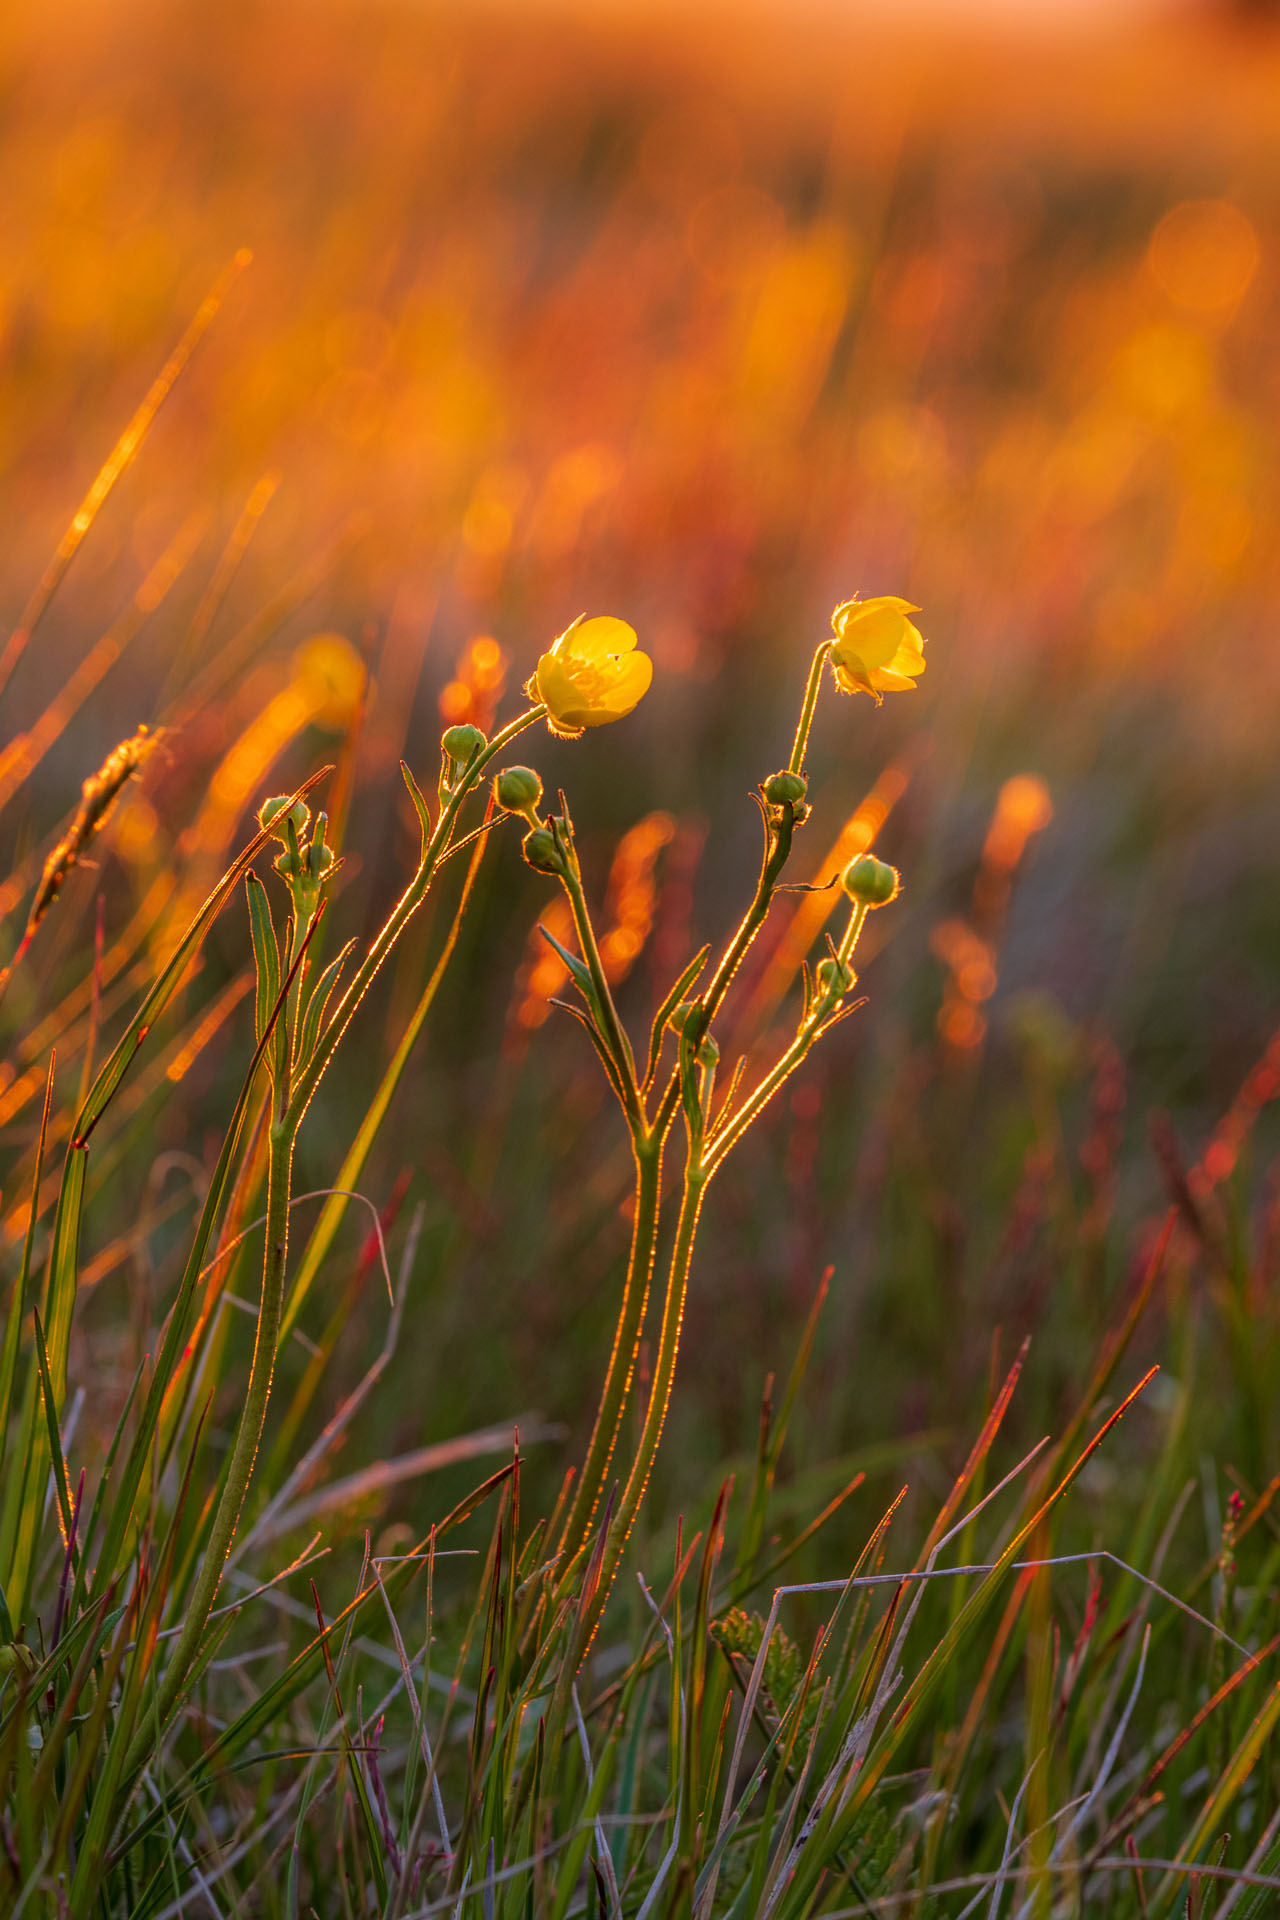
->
0, 250, 251, 703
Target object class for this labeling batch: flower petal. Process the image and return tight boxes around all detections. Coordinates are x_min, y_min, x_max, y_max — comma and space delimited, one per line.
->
852, 595, 921, 618
832, 604, 913, 673
581, 649, 653, 724
567, 615, 638, 664
891, 623, 926, 672
534, 651, 587, 726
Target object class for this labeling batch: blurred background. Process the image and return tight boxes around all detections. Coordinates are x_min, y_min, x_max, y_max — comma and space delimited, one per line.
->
3, 0, 1280, 1533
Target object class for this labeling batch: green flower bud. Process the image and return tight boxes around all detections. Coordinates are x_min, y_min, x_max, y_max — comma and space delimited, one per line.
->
668, 999, 717, 1063
259, 796, 310, 843
522, 827, 564, 875
442, 722, 487, 763
815, 956, 856, 1000
763, 769, 808, 807
841, 853, 900, 907
494, 765, 543, 814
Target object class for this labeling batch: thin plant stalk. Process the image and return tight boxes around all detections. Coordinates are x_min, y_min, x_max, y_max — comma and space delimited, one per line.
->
558, 1134, 663, 1559
786, 640, 832, 776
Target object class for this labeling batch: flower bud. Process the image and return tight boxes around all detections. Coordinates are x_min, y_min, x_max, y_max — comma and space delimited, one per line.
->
815, 956, 856, 1000
259, 796, 309, 842
521, 827, 564, 875
696, 1033, 720, 1068
0, 1642, 37, 1680
667, 1000, 697, 1034
763, 770, 808, 807
494, 765, 543, 814
442, 723, 487, 764
841, 853, 900, 907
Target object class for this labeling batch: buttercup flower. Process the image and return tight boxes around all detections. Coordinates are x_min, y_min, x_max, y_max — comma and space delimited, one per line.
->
829, 596, 926, 702
529, 615, 653, 737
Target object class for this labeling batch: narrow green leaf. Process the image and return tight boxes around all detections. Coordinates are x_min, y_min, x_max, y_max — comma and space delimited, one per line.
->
0, 1052, 55, 1462
735, 1269, 831, 1586
69, 1352, 147, 1621
115, 1464, 517, 1858
13, 770, 331, 1624
3, 1142, 86, 1616
401, 758, 434, 854
280, 804, 491, 1341
88, 921, 307, 1604
245, 868, 281, 1049
777, 1367, 1160, 1917
1148, 1678, 1280, 1919
0, 1050, 56, 1582
539, 924, 595, 1002
644, 945, 711, 1092
297, 937, 356, 1070
31, 1309, 76, 1565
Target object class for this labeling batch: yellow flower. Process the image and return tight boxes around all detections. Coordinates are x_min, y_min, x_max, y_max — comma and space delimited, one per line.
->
828, 596, 926, 702
530, 615, 653, 737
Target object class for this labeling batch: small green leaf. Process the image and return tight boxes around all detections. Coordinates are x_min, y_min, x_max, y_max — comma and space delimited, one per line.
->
297, 938, 357, 1069
245, 870, 280, 1051
644, 945, 710, 1092
401, 759, 434, 855
539, 924, 595, 1003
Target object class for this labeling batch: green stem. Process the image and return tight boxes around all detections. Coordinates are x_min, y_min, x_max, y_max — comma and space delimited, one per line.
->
548, 823, 667, 1567
705, 1033, 814, 1177
704, 901, 867, 1176
681, 808, 795, 1072
558, 1136, 662, 1560
786, 641, 832, 775
646, 647, 826, 1141
836, 899, 869, 967
642, 800, 796, 1169
289, 707, 542, 1122
583, 1159, 708, 1646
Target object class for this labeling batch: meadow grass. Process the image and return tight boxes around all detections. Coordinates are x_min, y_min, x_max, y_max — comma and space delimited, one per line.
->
4, 11, 1280, 1910
3, 383, 1280, 1917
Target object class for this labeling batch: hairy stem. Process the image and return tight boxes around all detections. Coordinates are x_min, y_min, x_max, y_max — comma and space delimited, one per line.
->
583, 1159, 708, 1646
787, 640, 832, 775
705, 902, 866, 1174
691, 807, 795, 1049
558, 1134, 663, 1561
